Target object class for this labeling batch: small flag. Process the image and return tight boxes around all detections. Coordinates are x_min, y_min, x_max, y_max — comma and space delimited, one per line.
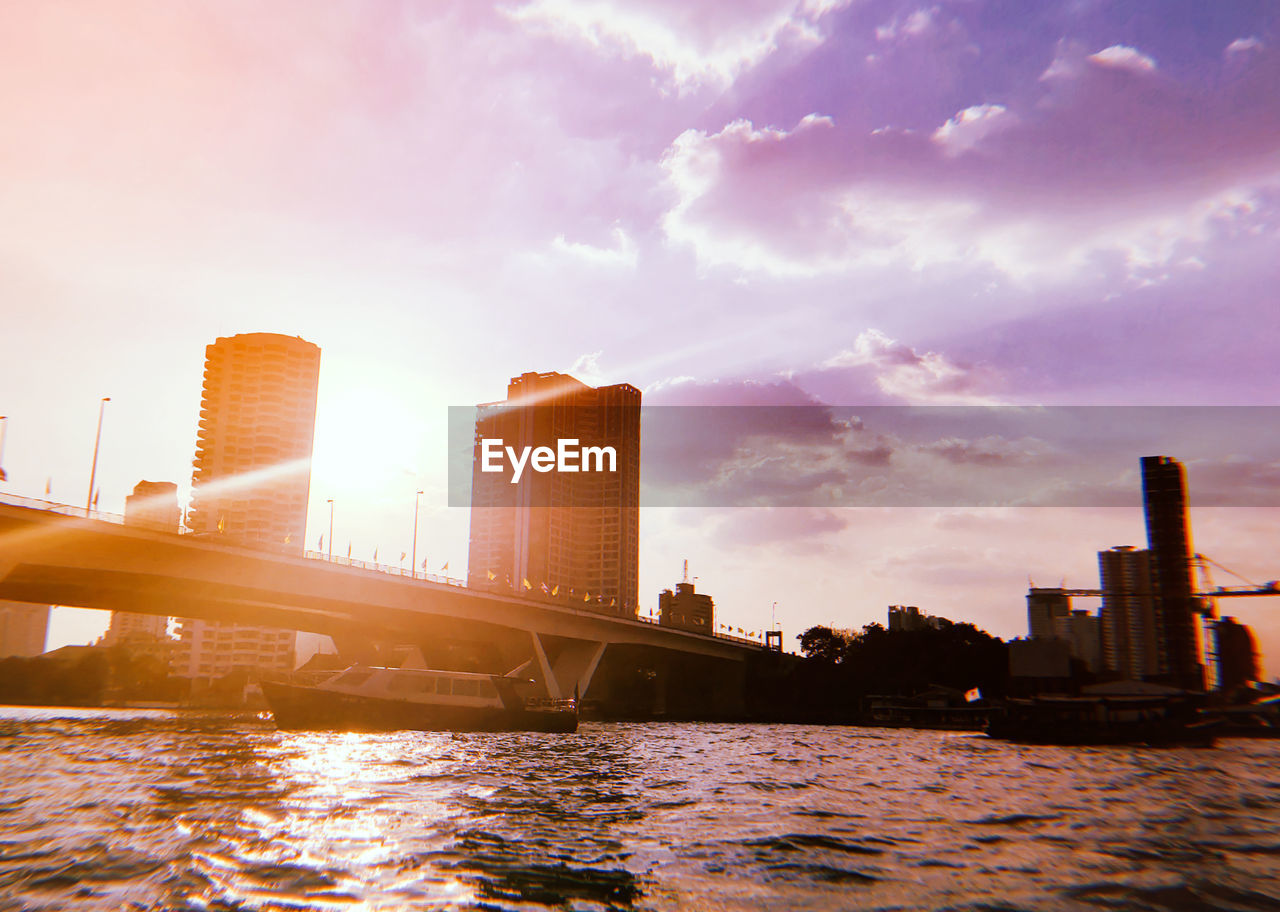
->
45, 478, 52, 496
541, 582, 549, 593
487, 570, 497, 581
318, 534, 324, 550
218, 515, 225, 533
965, 687, 982, 703
440, 561, 449, 572
523, 578, 532, 590
347, 542, 352, 558
400, 551, 406, 562
422, 557, 429, 569
284, 533, 291, 544
610, 598, 616, 607
92, 489, 99, 508
551, 584, 559, 596
373, 548, 378, 562
584, 592, 590, 602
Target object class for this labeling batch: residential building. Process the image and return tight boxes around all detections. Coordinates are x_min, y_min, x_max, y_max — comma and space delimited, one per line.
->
1098, 546, 1160, 680
467, 371, 641, 613
176, 333, 320, 682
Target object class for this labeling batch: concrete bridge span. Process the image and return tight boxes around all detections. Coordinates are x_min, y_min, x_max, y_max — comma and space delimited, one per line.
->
0, 500, 758, 716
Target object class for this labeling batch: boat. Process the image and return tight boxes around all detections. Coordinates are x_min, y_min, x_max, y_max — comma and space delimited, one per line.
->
985, 692, 1217, 747
261, 665, 578, 733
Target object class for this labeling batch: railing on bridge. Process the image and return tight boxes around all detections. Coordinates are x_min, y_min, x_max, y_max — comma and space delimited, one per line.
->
0, 491, 768, 648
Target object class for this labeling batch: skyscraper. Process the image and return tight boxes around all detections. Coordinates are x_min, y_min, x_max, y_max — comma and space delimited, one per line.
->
188, 333, 320, 549
178, 333, 321, 684
467, 371, 641, 613
1141, 455, 1204, 691
1098, 546, 1160, 680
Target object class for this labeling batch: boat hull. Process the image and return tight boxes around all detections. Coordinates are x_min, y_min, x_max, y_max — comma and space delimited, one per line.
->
261, 681, 578, 734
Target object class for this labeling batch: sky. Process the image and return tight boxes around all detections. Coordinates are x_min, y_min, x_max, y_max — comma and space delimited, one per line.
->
2, 0, 1278, 675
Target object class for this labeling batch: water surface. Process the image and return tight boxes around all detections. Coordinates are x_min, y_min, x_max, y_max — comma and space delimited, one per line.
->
0, 707, 1277, 910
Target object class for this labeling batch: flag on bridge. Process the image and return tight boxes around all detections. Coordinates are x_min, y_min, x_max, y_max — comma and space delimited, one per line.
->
551, 584, 559, 596
487, 570, 496, 581
318, 534, 323, 551
440, 561, 449, 572
965, 687, 982, 703
373, 548, 378, 562
523, 578, 532, 590
347, 543, 352, 558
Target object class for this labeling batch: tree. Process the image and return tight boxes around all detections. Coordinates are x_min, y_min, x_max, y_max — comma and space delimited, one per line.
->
797, 626, 850, 664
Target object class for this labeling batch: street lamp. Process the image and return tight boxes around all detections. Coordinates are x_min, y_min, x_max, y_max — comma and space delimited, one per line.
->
326, 498, 334, 561
86, 397, 110, 515
411, 489, 423, 579
0, 415, 8, 483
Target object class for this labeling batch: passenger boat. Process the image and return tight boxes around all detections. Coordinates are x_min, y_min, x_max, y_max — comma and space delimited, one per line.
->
261, 665, 578, 733
985, 692, 1217, 747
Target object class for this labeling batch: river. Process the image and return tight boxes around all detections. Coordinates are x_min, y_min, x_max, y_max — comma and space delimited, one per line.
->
0, 707, 1277, 910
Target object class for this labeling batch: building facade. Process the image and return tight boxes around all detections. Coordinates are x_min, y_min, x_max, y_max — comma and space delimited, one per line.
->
1027, 588, 1071, 640
467, 371, 641, 613
659, 580, 714, 633
1140, 455, 1205, 690
887, 605, 945, 632
1213, 616, 1259, 692
177, 333, 321, 682
1098, 545, 1160, 680
0, 600, 49, 657
1052, 609, 1103, 673
103, 480, 181, 646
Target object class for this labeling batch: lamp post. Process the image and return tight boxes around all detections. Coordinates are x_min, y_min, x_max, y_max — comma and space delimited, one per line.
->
411, 489, 423, 579
326, 498, 334, 561
86, 397, 110, 515
0, 415, 8, 483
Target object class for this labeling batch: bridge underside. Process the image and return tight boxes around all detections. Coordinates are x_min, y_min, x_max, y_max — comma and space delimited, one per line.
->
0, 504, 754, 718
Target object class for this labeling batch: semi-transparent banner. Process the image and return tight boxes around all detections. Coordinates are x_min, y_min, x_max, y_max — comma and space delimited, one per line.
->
447, 406, 1280, 507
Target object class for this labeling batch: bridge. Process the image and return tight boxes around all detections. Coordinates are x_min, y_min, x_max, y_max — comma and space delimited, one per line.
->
0, 497, 763, 717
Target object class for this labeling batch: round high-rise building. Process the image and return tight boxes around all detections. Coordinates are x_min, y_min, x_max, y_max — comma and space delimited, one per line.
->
188, 333, 321, 551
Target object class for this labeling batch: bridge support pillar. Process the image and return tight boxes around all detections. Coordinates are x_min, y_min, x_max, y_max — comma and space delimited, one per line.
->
530, 633, 607, 700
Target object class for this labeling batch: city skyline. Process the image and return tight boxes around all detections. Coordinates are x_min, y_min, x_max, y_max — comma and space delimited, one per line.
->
1, 2, 1278, 672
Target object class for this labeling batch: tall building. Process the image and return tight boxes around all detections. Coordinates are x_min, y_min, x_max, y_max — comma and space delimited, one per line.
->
467, 371, 641, 612
1141, 455, 1205, 690
178, 333, 321, 682
0, 600, 49, 657
1098, 546, 1159, 680
188, 333, 320, 549
104, 480, 181, 645
1027, 588, 1071, 640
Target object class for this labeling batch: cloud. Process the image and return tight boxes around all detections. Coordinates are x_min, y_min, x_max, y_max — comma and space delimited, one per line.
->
505, 0, 851, 91
552, 226, 638, 268
1087, 44, 1157, 73
654, 37, 1280, 284
932, 104, 1012, 157
820, 330, 1001, 404
1226, 37, 1264, 57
